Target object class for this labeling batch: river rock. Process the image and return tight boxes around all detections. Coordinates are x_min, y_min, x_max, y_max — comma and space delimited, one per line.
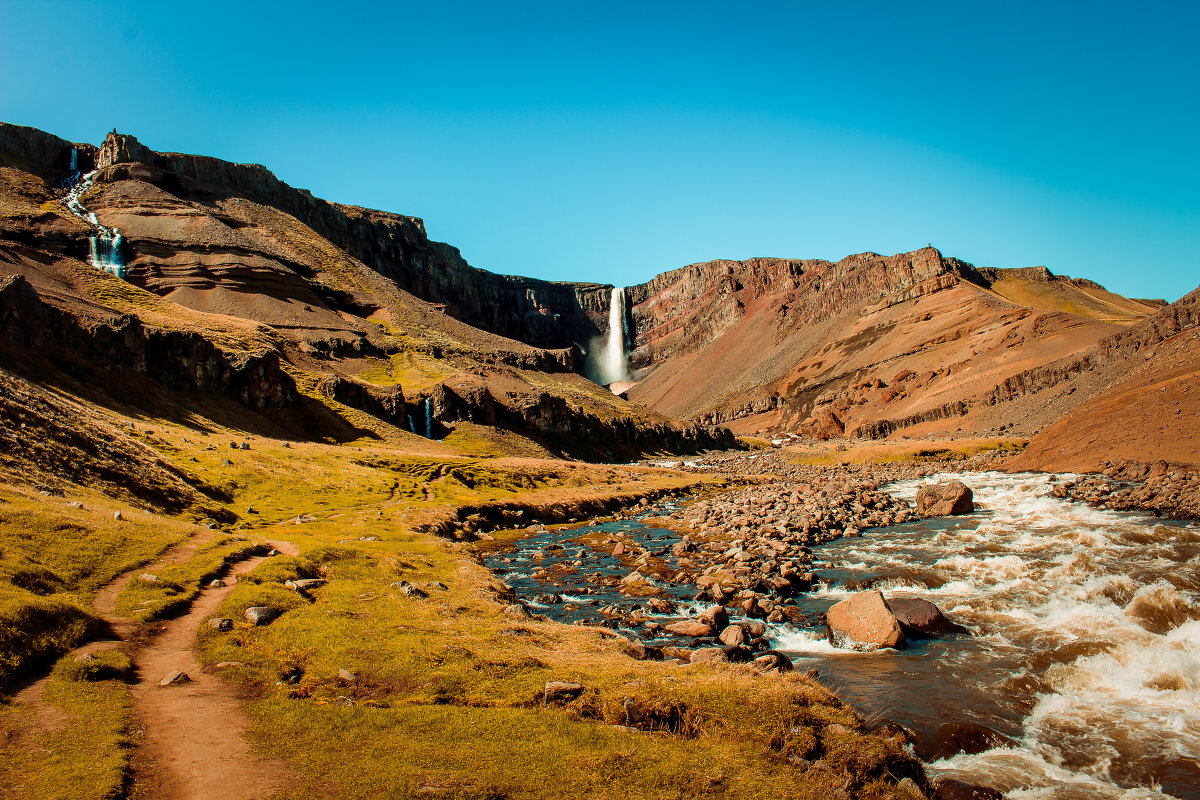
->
690, 647, 728, 665
752, 650, 794, 673
664, 620, 714, 637
916, 480, 974, 516
825, 590, 905, 650
885, 597, 969, 636
698, 605, 730, 629
502, 603, 532, 620
718, 624, 751, 646
244, 606, 281, 626
627, 640, 664, 661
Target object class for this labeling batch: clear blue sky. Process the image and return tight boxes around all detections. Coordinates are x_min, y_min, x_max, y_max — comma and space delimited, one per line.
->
3, 1, 1197, 300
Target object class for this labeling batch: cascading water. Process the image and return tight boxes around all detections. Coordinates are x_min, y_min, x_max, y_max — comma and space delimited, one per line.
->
481, 473, 1200, 799
61, 147, 127, 279
588, 286, 630, 385
424, 398, 433, 440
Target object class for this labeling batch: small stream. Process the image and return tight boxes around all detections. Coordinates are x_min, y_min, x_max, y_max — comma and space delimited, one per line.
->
482, 472, 1200, 799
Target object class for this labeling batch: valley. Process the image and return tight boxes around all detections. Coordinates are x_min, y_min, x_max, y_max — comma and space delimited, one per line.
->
0, 123, 1197, 800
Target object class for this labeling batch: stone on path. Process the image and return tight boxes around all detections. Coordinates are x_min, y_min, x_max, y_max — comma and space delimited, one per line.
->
158, 670, 192, 686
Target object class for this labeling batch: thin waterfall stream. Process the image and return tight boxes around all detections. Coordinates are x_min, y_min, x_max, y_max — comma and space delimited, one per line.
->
61, 147, 127, 278
482, 472, 1200, 799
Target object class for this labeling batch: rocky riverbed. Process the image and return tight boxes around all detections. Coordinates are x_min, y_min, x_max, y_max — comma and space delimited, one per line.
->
482, 460, 1200, 800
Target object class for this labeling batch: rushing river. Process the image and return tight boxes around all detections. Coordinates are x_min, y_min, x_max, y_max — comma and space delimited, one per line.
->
484, 472, 1200, 799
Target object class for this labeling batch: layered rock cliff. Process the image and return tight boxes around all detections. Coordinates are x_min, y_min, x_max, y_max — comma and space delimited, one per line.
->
0, 124, 731, 459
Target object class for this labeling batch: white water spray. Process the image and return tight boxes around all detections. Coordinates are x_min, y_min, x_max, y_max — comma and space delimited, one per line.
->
61, 148, 127, 279
590, 287, 630, 385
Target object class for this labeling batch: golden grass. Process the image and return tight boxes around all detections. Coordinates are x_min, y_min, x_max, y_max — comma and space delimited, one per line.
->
783, 437, 1028, 466
0, 486, 192, 685
0, 669, 132, 800
0, 407, 924, 799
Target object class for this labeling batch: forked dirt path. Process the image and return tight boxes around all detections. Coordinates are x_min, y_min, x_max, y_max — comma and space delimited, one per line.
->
128, 538, 299, 800
9, 536, 301, 800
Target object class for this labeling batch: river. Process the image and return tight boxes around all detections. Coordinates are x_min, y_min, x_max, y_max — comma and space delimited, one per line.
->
483, 471, 1200, 799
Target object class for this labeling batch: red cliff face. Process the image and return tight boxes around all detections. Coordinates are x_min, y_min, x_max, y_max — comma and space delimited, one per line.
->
618, 248, 1162, 441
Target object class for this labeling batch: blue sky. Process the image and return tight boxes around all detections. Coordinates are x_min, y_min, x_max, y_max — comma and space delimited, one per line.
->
2, 1, 1197, 300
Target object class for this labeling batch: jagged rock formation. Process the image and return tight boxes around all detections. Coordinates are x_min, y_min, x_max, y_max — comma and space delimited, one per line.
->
1, 121, 1193, 471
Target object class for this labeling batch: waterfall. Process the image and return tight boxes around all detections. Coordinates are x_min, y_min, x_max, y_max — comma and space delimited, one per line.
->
424, 398, 433, 439
600, 287, 630, 384
60, 148, 127, 280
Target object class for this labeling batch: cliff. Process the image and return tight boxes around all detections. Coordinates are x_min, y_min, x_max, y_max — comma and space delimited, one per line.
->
0, 124, 732, 460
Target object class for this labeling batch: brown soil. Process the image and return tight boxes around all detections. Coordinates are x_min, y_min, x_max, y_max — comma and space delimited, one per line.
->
128, 540, 299, 800
9, 538, 300, 800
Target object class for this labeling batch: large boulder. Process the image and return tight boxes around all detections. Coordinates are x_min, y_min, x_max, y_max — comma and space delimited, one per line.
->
885, 597, 969, 637
826, 590, 905, 651
698, 605, 730, 630
664, 620, 715, 638
916, 480, 974, 516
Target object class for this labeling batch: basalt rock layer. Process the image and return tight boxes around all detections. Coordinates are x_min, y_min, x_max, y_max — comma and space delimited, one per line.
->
620, 250, 1168, 444
2, 122, 1195, 477
0, 123, 731, 466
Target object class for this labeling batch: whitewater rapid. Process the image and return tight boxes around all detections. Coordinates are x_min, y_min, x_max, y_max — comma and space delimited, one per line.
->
772, 472, 1200, 799
481, 472, 1200, 798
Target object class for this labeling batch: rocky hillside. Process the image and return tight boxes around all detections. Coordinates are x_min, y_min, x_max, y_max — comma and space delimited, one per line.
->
1008, 286, 1200, 470
621, 249, 1170, 443
0, 123, 733, 469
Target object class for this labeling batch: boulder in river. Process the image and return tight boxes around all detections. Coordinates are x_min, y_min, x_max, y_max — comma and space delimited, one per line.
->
664, 620, 715, 638
885, 597, 969, 637
931, 778, 1003, 800
718, 624, 751, 646
825, 590, 905, 651
698, 605, 730, 630
916, 480, 974, 516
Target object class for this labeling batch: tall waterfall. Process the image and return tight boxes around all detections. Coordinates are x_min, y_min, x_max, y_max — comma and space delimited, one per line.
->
61, 148, 127, 279
588, 287, 630, 385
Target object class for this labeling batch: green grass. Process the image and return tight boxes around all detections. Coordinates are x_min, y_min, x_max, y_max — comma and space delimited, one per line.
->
0, 655, 133, 800
111, 536, 261, 621
0, 488, 190, 688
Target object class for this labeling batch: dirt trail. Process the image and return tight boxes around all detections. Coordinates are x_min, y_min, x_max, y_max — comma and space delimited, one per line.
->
9, 534, 214, 707
9, 536, 301, 800
129, 539, 299, 800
